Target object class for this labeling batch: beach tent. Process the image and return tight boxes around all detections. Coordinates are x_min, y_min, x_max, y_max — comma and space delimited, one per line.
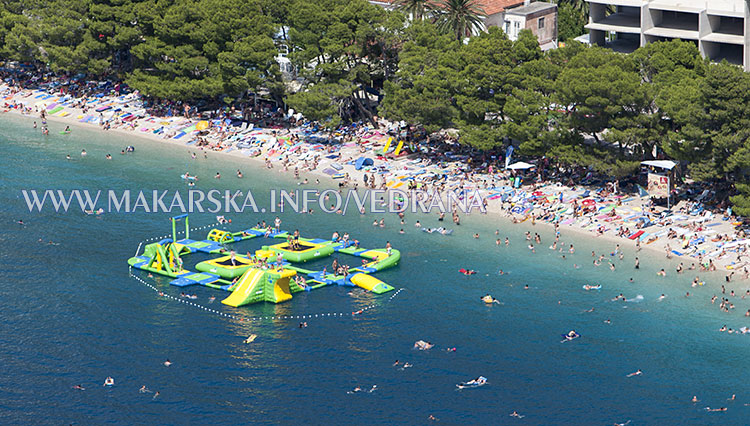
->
506, 161, 535, 170
355, 157, 374, 170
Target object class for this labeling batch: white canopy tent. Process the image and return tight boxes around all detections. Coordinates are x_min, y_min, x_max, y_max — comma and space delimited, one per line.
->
506, 161, 535, 170
641, 160, 677, 170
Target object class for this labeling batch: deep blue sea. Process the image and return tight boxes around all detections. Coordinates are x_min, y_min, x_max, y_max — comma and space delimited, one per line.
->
1, 114, 749, 425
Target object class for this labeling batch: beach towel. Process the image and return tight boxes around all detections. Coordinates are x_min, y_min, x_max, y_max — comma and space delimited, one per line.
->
628, 230, 644, 240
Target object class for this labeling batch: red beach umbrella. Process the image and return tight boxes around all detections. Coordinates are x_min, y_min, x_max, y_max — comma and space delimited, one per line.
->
582, 199, 596, 206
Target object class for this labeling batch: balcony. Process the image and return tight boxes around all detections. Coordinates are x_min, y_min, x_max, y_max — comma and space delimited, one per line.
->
702, 41, 744, 66
644, 9, 699, 40
703, 15, 744, 45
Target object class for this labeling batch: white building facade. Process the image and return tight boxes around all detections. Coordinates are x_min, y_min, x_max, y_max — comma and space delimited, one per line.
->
586, 0, 750, 70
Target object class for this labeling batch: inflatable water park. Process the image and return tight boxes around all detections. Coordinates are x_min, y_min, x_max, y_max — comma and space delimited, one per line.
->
127, 215, 399, 307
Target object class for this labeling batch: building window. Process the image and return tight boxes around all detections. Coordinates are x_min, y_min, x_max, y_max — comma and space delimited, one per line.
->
538, 17, 545, 29
504, 20, 510, 34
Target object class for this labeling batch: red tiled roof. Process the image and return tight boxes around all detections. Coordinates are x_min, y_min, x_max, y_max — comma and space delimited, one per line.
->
477, 0, 525, 16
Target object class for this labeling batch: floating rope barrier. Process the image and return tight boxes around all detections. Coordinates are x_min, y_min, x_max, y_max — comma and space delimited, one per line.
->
128, 266, 404, 323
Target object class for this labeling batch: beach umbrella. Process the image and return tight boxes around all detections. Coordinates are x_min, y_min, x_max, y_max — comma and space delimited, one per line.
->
506, 161, 535, 170
582, 199, 596, 206
196, 121, 209, 131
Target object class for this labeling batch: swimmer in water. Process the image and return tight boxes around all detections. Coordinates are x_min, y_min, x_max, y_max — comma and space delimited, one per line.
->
208, 296, 215, 303
705, 407, 727, 412
626, 369, 642, 377
103, 376, 115, 386
73, 384, 85, 391
510, 411, 525, 418
481, 294, 500, 304
658, 294, 666, 301
153, 391, 160, 400
139, 385, 152, 393
164, 359, 172, 367
692, 396, 699, 403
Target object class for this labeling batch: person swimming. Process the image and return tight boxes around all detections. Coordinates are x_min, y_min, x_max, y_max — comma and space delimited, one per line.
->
414, 340, 434, 350
464, 376, 487, 386
481, 294, 500, 304
244, 334, 257, 343
103, 376, 115, 386
626, 369, 642, 377
73, 384, 85, 391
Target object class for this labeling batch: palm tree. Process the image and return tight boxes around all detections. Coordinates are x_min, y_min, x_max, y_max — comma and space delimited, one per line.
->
394, 0, 431, 21
434, 0, 486, 41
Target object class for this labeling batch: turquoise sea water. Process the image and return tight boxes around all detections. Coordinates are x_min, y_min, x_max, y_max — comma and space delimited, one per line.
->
1, 114, 749, 425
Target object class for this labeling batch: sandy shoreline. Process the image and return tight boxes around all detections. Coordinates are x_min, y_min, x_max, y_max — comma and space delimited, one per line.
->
2, 85, 746, 281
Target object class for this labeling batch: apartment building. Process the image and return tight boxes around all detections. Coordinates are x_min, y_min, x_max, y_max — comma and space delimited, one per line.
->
585, 0, 750, 70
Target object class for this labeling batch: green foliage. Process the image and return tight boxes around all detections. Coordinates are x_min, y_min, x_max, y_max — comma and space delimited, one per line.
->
555, 2, 586, 42
433, 0, 486, 41
379, 22, 459, 132
286, 0, 403, 128
127, 0, 279, 101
